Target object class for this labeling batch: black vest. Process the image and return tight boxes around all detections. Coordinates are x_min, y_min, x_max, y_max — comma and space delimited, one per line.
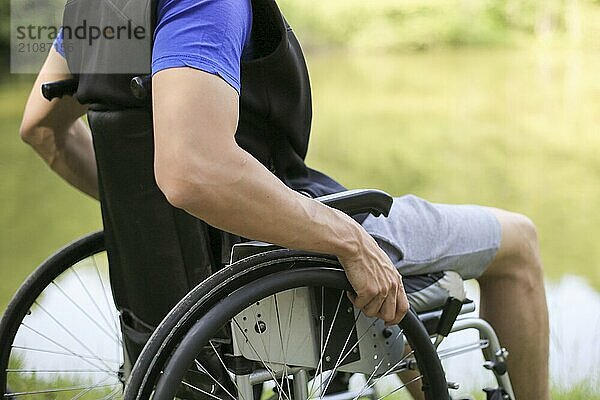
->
62, 0, 345, 353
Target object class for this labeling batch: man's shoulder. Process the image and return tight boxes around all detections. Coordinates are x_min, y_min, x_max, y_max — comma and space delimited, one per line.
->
152, 0, 253, 93
156, 0, 252, 21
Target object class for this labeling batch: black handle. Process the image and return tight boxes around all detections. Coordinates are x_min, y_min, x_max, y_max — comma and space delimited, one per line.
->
41, 79, 79, 101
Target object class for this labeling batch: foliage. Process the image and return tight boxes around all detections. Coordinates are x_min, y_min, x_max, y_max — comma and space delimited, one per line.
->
1, 0, 598, 55
277, 0, 595, 50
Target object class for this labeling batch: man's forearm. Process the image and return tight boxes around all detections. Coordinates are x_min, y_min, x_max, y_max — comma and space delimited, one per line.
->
157, 144, 364, 260
51, 118, 98, 199
23, 118, 98, 199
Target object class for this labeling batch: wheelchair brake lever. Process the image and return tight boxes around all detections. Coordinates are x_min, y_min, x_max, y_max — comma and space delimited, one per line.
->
433, 297, 463, 347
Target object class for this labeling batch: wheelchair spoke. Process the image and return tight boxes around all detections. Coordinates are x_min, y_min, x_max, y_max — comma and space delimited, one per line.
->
252, 302, 292, 400
315, 310, 364, 398
352, 348, 415, 400
207, 340, 248, 400
308, 289, 344, 398
11, 345, 121, 364
193, 357, 237, 400
91, 255, 123, 367
310, 316, 385, 398
69, 376, 117, 400
308, 287, 327, 398
311, 309, 381, 398
251, 304, 285, 396
92, 255, 120, 333
375, 374, 423, 400
71, 266, 121, 343
273, 291, 294, 400
318, 287, 324, 397
97, 385, 123, 400
338, 318, 379, 362
231, 318, 292, 400
283, 288, 298, 393
7, 369, 115, 373
349, 331, 411, 400
20, 323, 115, 374
180, 380, 221, 400
50, 280, 121, 347
5, 382, 117, 397
358, 368, 384, 400
32, 300, 116, 372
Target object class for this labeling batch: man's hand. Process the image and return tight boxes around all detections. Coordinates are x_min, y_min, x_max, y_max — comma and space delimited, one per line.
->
338, 231, 409, 326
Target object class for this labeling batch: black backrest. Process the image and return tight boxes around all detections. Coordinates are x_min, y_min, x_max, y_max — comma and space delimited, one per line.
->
89, 107, 221, 362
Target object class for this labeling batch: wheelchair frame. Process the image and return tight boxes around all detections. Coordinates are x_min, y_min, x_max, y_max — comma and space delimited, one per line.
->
1, 190, 516, 400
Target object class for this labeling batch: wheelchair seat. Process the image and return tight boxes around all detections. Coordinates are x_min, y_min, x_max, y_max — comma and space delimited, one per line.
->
230, 241, 466, 314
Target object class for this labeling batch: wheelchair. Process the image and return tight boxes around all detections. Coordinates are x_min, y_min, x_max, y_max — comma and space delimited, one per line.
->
0, 189, 515, 400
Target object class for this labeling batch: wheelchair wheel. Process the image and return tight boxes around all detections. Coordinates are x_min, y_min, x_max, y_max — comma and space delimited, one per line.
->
0, 232, 125, 399
125, 250, 449, 400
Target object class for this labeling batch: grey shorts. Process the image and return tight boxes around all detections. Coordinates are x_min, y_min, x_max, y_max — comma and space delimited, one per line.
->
361, 195, 502, 280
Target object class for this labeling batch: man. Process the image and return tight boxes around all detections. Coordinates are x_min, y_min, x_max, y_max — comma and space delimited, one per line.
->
19, 0, 549, 398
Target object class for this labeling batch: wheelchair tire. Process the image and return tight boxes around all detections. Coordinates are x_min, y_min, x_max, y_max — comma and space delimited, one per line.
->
125, 250, 449, 400
0, 232, 125, 399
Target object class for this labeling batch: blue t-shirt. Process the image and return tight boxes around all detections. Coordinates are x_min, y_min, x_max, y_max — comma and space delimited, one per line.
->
54, 0, 253, 93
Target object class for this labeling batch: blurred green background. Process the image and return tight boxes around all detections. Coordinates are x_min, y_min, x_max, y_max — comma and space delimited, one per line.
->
1, 0, 599, 397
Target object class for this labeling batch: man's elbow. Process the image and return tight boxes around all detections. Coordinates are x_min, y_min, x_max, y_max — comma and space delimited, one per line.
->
19, 118, 52, 150
155, 142, 244, 210
155, 159, 214, 211
19, 120, 38, 145
156, 176, 196, 210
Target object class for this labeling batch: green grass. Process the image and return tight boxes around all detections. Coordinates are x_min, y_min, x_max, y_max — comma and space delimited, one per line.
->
373, 385, 600, 399
551, 384, 600, 400
7, 356, 119, 399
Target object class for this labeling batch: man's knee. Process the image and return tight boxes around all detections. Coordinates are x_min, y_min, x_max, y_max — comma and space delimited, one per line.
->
508, 212, 539, 257
484, 208, 543, 279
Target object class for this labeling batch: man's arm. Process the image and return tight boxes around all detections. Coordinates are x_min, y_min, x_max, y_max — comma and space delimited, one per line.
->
20, 48, 98, 199
153, 67, 409, 325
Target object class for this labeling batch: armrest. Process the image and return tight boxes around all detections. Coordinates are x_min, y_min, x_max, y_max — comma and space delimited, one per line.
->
315, 189, 393, 218
230, 189, 393, 263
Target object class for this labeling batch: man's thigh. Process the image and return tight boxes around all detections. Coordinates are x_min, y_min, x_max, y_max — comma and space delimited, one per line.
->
361, 194, 502, 279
